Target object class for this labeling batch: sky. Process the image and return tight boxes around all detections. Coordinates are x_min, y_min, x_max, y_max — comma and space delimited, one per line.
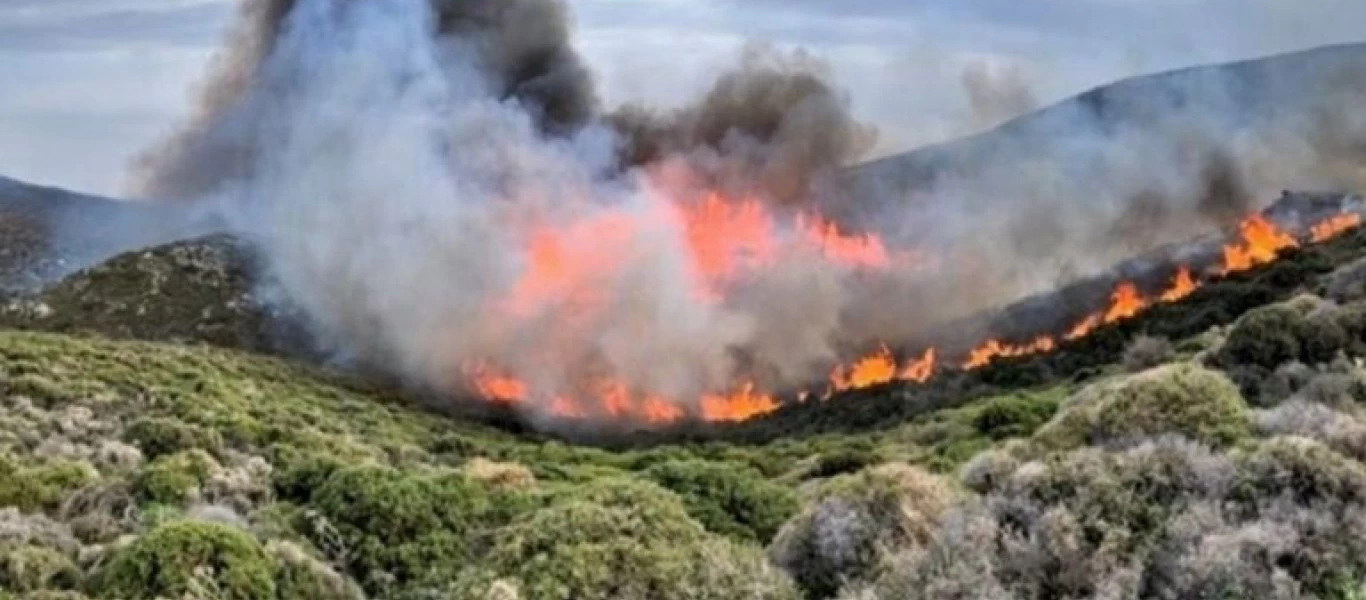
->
0, 0, 1363, 197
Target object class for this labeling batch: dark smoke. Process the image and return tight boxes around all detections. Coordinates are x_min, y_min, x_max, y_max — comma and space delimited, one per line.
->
131, 0, 599, 200
609, 44, 877, 205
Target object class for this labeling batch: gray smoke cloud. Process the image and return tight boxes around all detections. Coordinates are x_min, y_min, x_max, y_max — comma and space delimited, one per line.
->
134, 0, 1366, 425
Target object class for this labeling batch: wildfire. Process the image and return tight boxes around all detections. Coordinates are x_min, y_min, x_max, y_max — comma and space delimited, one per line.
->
470, 191, 1361, 428
1220, 214, 1297, 274
963, 336, 1057, 369
701, 383, 779, 422
1311, 213, 1362, 243
1160, 266, 1198, 303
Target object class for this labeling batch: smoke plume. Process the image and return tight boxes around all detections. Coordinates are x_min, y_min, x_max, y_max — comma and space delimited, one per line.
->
134, 0, 1366, 426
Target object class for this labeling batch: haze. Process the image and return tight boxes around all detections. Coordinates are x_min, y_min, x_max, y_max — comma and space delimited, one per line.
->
0, 0, 1363, 197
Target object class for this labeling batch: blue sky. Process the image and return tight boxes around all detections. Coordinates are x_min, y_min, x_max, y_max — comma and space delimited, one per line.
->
1, 0, 1362, 196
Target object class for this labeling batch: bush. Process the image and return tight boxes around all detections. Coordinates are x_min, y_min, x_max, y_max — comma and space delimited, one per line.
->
268, 540, 365, 600
642, 460, 800, 543
303, 465, 498, 592
769, 464, 955, 599
121, 417, 223, 460
1034, 363, 1249, 449
809, 448, 881, 480
467, 478, 799, 600
0, 546, 81, 593
1219, 298, 1361, 370
461, 458, 536, 490
1220, 303, 1310, 369
1326, 256, 1366, 303
1122, 335, 1175, 372
95, 520, 276, 600
972, 394, 1060, 440
1232, 436, 1366, 507
132, 450, 217, 505
0, 455, 95, 513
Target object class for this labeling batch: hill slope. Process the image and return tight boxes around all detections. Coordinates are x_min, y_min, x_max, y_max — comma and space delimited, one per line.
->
3, 212, 1366, 599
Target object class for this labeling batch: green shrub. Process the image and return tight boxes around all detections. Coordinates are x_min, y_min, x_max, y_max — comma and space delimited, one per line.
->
0, 455, 95, 513
1220, 303, 1308, 368
1035, 364, 1249, 449
0, 546, 81, 592
95, 520, 276, 600
121, 417, 223, 460
809, 448, 881, 479
268, 540, 365, 600
972, 393, 1060, 439
642, 460, 800, 543
468, 478, 799, 600
132, 450, 216, 505
304, 465, 497, 592
769, 464, 955, 599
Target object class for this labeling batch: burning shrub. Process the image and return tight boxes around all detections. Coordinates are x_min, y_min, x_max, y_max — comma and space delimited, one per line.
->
120, 417, 222, 461
1122, 335, 1175, 372
1034, 363, 1249, 450
461, 477, 799, 600
95, 520, 276, 600
768, 463, 955, 599
642, 459, 800, 543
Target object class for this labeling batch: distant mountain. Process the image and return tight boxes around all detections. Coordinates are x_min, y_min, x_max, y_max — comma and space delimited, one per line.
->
837, 42, 1366, 239
0, 175, 213, 290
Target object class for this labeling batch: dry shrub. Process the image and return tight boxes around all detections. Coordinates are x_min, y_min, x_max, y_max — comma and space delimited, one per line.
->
1256, 402, 1366, 461
268, 539, 366, 600
1122, 335, 1174, 373
461, 458, 536, 490
768, 463, 955, 598
1326, 256, 1366, 303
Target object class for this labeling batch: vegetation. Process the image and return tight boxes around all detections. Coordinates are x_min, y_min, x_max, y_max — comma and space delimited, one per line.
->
2, 226, 1366, 598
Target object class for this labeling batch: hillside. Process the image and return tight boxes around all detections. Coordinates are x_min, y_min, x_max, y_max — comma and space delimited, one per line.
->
2, 202, 1366, 598
5, 43, 1366, 599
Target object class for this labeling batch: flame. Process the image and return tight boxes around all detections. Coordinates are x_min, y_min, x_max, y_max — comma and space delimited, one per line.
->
831, 346, 899, 391
900, 347, 937, 383
1220, 214, 1297, 275
1160, 266, 1198, 303
796, 213, 891, 269
962, 336, 1057, 369
470, 199, 1362, 427
701, 383, 778, 422
1311, 213, 1362, 243
1103, 281, 1146, 323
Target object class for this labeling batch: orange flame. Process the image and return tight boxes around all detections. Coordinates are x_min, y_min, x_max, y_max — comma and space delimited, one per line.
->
1160, 266, 1198, 303
962, 336, 1056, 369
1311, 213, 1362, 243
796, 213, 891, 269
701, 383, 778, 422
1103, 281, 1146, 323
900, 347, 937, 383
831, 346, 898, 391
470, 203, 1362, 427
1220, 214, 1296, 275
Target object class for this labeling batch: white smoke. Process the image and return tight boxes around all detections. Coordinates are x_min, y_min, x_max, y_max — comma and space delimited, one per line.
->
210, 0, 871, 421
